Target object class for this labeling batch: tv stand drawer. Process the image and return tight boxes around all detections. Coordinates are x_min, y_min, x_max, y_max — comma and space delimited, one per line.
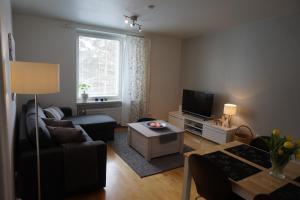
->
203, 126, 226, 144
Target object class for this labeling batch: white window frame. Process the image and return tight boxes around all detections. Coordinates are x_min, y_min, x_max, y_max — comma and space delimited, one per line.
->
76, 31, 124, 102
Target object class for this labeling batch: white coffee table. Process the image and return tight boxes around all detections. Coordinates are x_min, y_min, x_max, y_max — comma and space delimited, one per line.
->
127, 120, 185, 161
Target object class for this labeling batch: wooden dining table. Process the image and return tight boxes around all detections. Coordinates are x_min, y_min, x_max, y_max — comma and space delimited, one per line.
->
181, 141, 300, 200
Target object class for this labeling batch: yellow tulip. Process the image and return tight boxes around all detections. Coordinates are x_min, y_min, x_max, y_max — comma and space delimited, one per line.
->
296, 152, 300, 160
296, 140, 300, 146
277, 148, 284, 155
272, 128, 280, 136
283, 141, 294, 149
286, 136, 293, 141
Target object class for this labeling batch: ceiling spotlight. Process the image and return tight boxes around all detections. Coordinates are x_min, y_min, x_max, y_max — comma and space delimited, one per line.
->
123, 15, 143, 32
124, 16, 129, 24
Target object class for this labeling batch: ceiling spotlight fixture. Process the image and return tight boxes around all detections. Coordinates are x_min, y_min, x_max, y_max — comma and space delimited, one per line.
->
124, 16, 129, 24
124, 15, 142, 32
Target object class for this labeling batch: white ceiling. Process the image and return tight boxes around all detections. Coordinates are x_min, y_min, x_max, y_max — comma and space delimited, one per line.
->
12, 0, 300, 38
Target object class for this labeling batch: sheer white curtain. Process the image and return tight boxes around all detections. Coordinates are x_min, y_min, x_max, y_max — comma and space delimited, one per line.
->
121, 36, 151, 125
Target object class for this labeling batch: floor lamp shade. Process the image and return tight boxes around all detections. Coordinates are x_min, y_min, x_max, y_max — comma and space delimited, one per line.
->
10, 61, 60, 94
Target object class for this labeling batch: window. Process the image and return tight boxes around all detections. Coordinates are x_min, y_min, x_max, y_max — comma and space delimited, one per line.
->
77, 33, 122, 100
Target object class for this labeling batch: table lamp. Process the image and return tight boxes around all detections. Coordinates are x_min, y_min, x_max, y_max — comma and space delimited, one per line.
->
223, 103, 237, 128
10, 61, 60, 200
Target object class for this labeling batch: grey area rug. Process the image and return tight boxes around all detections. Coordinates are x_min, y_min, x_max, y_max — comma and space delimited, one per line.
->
109, 132, 194, 178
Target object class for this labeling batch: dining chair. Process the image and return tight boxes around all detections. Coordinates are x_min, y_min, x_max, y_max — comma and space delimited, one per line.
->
250, 136, 270, 152
254, 194, 272, 200
189, 154, 244, 200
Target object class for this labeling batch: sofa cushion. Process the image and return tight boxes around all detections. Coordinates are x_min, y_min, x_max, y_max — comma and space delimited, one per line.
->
44, 106, 64, 120
65, 114, 116, 126
43, 118, 74, 128
26, 114, 56, 148
47, 126, 87, 144
74, 125, 93, 142
26, 101, 47, 119
52, 106, 65, 118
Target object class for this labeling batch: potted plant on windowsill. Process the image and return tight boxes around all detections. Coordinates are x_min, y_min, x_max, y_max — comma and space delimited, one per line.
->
79, 83, 90, 102
264, 129, 300, 179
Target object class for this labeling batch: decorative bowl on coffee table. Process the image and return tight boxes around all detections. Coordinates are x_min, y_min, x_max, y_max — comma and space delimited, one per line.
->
146, 121, 167, 129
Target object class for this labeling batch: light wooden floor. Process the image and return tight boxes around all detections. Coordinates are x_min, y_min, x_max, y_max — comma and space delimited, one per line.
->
66, 129, 216, 200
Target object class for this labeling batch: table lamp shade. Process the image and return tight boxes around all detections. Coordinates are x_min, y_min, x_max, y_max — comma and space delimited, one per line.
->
224, 103, 237, 115
10, 61, 60, 94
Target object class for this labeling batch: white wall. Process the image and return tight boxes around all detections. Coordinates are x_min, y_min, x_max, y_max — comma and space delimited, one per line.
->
13, 14, 182, 120
0, 0, 16, 199
149, 35, 181, 120
181, 13, 300, 138
13, 15, 77, 111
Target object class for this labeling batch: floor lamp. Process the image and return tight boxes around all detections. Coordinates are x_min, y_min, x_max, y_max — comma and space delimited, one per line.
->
10, 61, 60, 200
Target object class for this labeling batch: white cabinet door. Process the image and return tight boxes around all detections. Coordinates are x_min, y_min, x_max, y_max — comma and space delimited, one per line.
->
202, 125, 227, 144
168, 115, 184, 129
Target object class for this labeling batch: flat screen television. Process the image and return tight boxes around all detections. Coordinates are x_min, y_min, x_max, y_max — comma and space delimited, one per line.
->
182, 89, 214, 118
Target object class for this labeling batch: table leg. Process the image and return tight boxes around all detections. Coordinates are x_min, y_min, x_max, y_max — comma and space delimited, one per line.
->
182, 156, 192, 200
127, 127, 131, 146
179, 133, 184, 154
145, 138, 151, 161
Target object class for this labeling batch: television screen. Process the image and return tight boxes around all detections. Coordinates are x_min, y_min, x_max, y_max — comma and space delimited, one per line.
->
182, 89, 214, 118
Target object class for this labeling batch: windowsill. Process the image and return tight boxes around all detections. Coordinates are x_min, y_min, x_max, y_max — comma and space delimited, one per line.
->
76, 99, 122, 105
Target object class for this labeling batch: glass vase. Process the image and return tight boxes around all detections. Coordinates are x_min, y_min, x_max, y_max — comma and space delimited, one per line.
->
269, 151, 289, 179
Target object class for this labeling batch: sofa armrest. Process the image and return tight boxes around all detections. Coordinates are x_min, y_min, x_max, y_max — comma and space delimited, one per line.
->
62, 140, 107, 195
60, 107, 73, 117
18, 147, 64, 200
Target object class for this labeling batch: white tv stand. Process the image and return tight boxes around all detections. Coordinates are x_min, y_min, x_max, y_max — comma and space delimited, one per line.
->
168, 111, 237, 144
